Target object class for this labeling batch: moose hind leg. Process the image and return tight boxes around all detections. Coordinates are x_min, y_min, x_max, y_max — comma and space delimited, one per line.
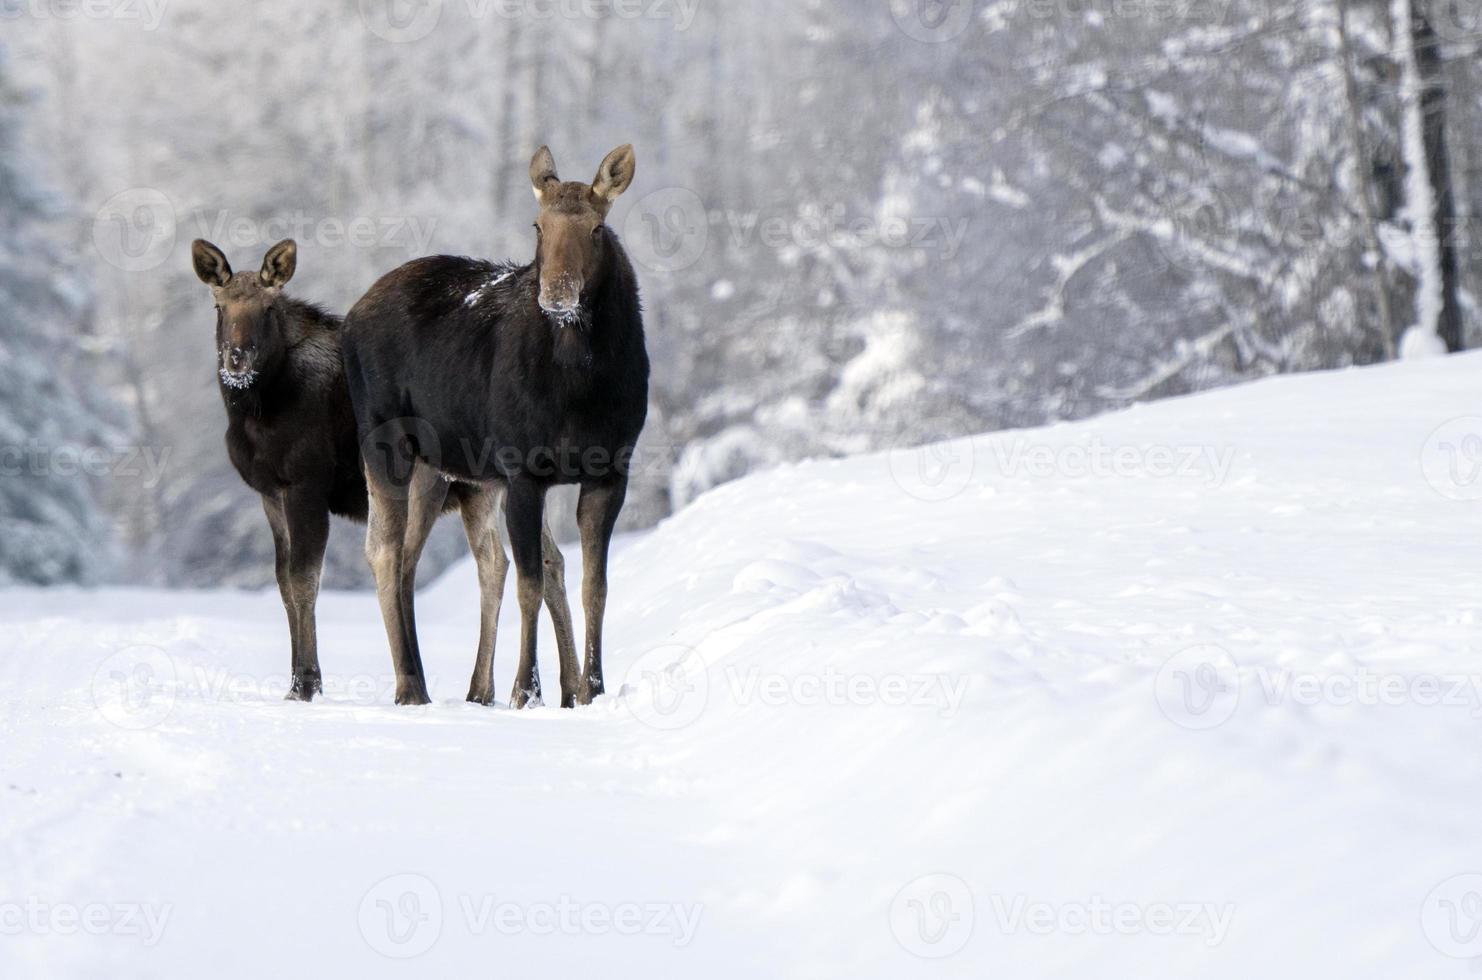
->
365, 471, 430, 706
394, 459, 448, 697
460, 486, 509, 705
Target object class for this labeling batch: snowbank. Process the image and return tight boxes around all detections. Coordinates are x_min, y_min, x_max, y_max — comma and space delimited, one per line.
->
5, 353, 1482, 977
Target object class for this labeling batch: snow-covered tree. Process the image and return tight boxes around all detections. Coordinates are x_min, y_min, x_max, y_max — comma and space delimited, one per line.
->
0, 43, 117, 584
6, 0, 1482, 586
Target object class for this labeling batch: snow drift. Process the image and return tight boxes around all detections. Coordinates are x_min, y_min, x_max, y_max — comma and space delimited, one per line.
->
4, 353, 1482, 977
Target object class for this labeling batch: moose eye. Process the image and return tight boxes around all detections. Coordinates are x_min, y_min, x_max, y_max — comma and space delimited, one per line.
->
591, 226, 602, 239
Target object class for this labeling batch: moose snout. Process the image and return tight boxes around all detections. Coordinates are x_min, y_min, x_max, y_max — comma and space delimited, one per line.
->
538, 292, 578, 315
538, 277, 583, 318
220, 344, 258, 383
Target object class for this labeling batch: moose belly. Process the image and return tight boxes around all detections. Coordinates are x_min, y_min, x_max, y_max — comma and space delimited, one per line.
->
422, 421, 638, 487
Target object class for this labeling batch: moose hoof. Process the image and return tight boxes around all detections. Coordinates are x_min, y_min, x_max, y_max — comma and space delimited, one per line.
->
286, 675, 322, 702
395, 684, 432, 706
509, 687, 541, 710
466, 684, 496, 706
578, 675, 604, 705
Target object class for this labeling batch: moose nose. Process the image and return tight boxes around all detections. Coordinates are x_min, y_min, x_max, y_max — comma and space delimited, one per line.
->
229, 347, 245, 368
539, 293, 577, 315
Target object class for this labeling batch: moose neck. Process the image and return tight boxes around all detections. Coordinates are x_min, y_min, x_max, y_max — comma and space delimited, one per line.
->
538, 233, 639, 376
220, 361, 287, 419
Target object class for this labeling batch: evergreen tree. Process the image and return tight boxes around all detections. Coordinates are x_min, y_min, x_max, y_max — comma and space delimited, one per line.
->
0, 44, 117, 585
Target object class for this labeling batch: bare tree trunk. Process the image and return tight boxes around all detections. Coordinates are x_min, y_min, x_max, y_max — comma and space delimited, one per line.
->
521, 28, 545, 157
587, 12, 608, 128
491, 18, 523, 220
1335, 0, 1397, 359
1410, 0, 1464, 351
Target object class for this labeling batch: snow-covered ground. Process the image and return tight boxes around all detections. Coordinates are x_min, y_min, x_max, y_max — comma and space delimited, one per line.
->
6, 353, 1482, 978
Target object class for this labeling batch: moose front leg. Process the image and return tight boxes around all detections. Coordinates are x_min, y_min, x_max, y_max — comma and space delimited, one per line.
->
576, 478, 627, 703
504, 478, 547, 708
540, 520, 581, 708
262, 495, 309, 700
461, 486, 579, 707
282, 486, 329, 701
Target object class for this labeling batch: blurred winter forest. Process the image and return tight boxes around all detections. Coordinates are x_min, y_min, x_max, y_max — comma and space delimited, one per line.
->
1, 0, 1479, 588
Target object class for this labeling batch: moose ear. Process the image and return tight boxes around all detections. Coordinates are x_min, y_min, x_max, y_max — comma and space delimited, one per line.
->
591, 144, 635, 209
259, 239, 297, 288
530, 145, 559, 203
192, 239, 232, 287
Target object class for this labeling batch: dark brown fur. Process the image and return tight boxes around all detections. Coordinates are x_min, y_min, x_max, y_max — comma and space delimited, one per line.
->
342, 145, 647, 707
192, 238, 364, 700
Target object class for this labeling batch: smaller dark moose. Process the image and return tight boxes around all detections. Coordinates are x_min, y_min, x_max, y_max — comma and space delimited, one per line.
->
191, 238, 365, 702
